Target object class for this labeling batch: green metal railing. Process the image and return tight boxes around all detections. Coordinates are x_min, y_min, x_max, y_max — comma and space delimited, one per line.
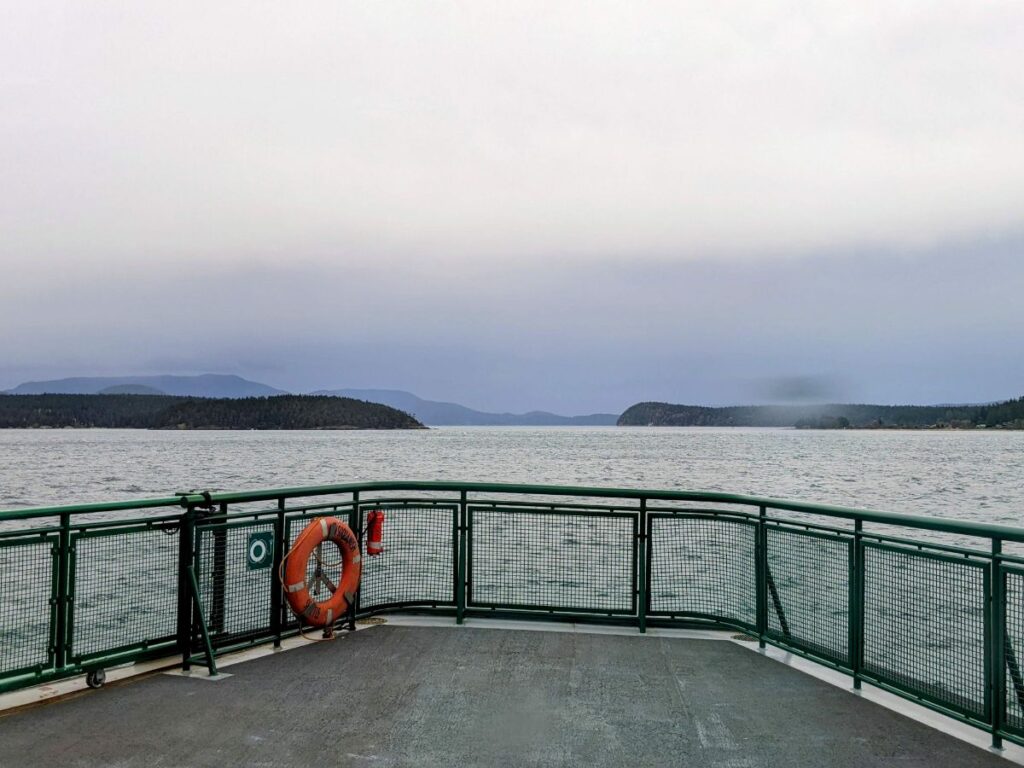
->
2, 481, 1024, 748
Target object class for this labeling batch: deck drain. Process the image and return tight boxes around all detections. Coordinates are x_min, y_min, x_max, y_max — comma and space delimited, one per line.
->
356, 617, 388, 627
732, 633, 757, 642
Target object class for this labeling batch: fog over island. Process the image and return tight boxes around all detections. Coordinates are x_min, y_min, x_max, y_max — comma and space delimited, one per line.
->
2, 3, 1022, 414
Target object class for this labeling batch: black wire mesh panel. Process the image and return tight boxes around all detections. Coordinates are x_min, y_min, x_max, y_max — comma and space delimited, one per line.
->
359, 505, 456, 611
0, 535, 56, 677
1003, 567, 1024, 733
195, 520, 275, 644
862, 543, 988, 719
70, 525, 179, 660
469, 508, 635, 614
765, 526, 852, 665
648, 515, 756, 628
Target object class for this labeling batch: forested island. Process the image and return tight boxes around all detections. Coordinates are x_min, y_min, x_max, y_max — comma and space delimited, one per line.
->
618, 397, 1024, 430
0, 394, 424, 430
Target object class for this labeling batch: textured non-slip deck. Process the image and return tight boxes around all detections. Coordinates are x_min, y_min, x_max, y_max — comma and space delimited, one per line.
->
0, 625, 1009, 767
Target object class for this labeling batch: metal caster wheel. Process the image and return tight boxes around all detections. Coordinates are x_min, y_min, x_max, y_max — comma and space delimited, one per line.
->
86, 669, 106, 689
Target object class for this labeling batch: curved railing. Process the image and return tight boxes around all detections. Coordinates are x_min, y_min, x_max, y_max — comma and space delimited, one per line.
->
2, 481, 1023, 749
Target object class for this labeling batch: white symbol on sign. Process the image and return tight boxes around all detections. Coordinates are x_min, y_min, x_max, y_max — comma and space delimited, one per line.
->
249, 539, 268, 564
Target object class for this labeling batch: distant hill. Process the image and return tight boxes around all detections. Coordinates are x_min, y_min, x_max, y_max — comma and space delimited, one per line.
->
312, 388, 618, 426
5, 374, 285, 398
618, 398, 1024, 429
0, 394, 423, 430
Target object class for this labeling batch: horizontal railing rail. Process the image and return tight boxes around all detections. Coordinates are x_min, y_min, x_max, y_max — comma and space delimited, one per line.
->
0, 480, 1022, 751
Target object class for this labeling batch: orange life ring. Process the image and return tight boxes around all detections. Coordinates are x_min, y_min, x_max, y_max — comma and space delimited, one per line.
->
282, 516, 362, 628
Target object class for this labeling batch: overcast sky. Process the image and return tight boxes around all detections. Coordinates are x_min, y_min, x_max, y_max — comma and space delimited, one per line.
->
2, 2, 1022, 413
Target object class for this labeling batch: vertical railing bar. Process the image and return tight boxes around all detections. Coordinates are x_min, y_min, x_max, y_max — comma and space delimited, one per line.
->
852, 518, 864, 690
756, 505, 767, 648
208, 503, 227, 636
177, 504, 196, 671
47, 532, 60, 673
457, 490, 467, 624
637, 497, 647, 634
271, 497, 285, 648
846, 530, 856, 678
349, 491, 360, 631
992, 538, 1005, 748
54, 512, 71, 670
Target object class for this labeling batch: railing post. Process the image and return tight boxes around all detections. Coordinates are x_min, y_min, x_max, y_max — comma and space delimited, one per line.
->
271, 497, 285, 647
457, 491, 467, 624
756, 505, 767, 648
637, 498, 647, 634
851, 519, 863, 690
992, 538, 1005, 749
348, 491, 359, 631
54, 512, 71, 669
177, 504, 196, 671
208, 503, 227, 636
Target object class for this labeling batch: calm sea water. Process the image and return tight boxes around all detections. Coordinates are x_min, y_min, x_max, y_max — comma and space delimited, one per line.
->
1, 426, 1022, 526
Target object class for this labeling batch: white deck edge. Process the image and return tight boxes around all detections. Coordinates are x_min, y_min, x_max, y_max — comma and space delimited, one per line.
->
741, 641, 1024, 766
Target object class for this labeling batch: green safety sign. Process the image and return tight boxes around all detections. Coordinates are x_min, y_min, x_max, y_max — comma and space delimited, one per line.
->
247, 531, 274, 570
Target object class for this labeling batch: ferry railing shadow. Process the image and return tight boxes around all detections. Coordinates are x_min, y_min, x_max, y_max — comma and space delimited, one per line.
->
2, 481, 1024, 749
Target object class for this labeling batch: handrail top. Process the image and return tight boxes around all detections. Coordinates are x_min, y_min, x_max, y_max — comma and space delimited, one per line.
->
1, 480, 1022, 542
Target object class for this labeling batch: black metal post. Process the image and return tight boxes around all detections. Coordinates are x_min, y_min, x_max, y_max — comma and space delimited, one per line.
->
54, 512, 71, 669
271, 497, 285, 647
756, 505, 767, 648
208, 503, 227, 636
992, 538, 1005, 749
348, 490, 359, 632
852, 519, 864, 690
177, 505, 196, 671
637, 498, 647, 634
457, 491, 467, 624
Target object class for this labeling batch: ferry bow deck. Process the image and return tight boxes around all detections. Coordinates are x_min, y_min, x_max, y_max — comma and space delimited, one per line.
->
0, 623, 1009, 768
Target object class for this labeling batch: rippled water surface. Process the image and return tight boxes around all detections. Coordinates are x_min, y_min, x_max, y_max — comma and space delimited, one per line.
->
1, 427, 1022, 525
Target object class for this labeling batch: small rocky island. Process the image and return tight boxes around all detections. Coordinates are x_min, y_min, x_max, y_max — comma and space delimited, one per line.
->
0, 394, 425, 430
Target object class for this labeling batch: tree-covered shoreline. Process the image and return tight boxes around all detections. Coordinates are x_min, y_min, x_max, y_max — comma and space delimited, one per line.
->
618, 397, 1024, 429
0, 394, 425, 430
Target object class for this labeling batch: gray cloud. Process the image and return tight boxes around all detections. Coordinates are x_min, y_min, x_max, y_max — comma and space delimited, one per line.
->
1, 4, 1022, 412
3, 2, 1023, 266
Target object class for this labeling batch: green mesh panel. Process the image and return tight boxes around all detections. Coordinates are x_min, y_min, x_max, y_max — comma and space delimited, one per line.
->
359, 505, 456, 611
862, 543, 987, 719
469, 508, 635, 613
195, 520, 275, 644
765, 526, 851, 665
1003, 568, 1024, 733
0, 536, 56, 677
648, 515, 756, 628
70, 526, 178, 660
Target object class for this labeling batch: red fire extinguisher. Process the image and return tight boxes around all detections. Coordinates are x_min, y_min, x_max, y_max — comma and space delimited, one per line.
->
366, 510, 385, 556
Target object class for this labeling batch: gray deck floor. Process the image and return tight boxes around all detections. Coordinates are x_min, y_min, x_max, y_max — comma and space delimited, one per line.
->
0, 624, 1009, 768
